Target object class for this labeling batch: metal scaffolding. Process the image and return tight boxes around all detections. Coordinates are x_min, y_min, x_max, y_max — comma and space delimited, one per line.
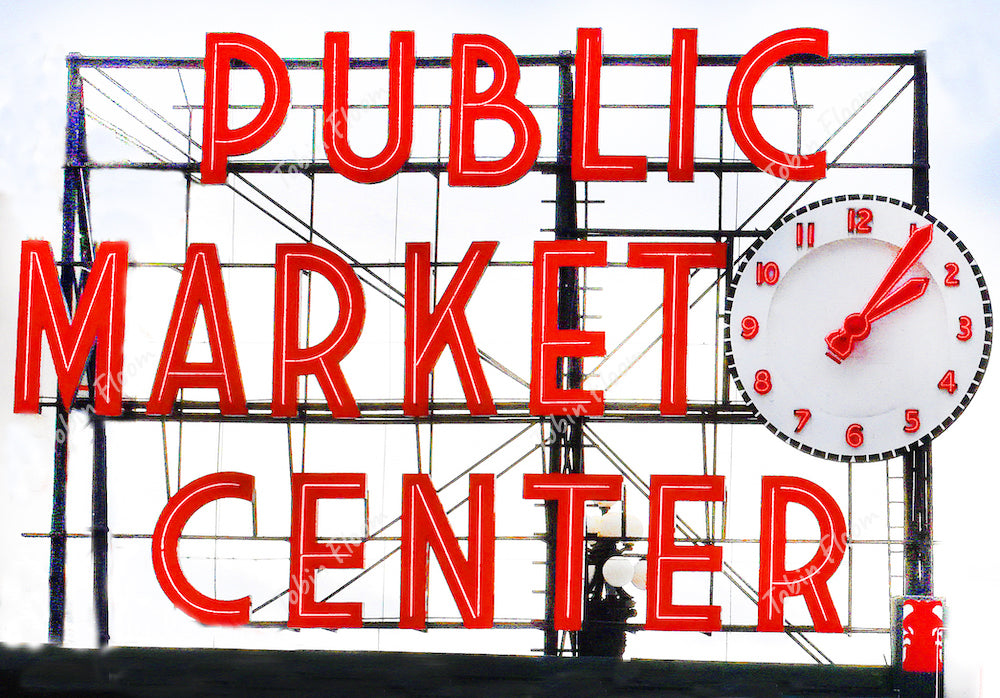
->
35, 46, 932, 670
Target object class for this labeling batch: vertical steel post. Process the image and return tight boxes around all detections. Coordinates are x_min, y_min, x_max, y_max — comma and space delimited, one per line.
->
51, 53, 109, 647
75, 122, 110, 646
902, 448, 933, 597
905, 50, 932, 598
542, 51, 582, 657
49, 53, 86, 644
554, 59, 584, 463
91, 418, 110, 646
895, 49, 940, 698
48, 411, 69, 645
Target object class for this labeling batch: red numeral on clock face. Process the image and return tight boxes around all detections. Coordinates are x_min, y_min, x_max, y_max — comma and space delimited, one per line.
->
944, 262, 960, 287
958, 316, 973, 341
793, 409, 811, 433
796, 222, 815, 248
845, 423, 864, 448
904, 409, 920, 434
741, 315, 759, 339
754, 370, 772, 394
756, 261, 780, 286
938, 370, 958, 395
848, 208, 872, 234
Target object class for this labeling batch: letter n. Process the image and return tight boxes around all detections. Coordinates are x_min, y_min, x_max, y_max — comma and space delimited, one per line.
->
400, 474, 495, 629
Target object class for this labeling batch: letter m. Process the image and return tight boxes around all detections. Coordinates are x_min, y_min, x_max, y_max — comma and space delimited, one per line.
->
15, 240, 128, 415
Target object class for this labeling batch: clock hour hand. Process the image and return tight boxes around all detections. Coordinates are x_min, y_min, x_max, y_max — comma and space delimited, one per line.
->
864, 276, 930, 323
825, 223, 933, 363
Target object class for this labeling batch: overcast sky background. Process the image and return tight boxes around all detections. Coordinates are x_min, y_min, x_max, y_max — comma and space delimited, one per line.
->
2, 1, 999, 695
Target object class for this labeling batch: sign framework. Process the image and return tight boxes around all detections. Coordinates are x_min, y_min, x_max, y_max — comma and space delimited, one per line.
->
22, 34, 944, 676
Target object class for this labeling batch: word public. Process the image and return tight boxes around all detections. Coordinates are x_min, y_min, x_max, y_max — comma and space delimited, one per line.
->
154, 471, 847, 633
200, 27, 829, 186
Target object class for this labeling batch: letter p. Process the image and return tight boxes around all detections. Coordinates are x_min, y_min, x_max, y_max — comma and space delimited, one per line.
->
201, 33, 290, 184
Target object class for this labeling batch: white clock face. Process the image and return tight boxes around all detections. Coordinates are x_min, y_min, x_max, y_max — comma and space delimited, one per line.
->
725, 195, 992, 461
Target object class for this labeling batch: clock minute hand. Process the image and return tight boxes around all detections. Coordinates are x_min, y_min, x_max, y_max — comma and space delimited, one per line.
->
858, 223, 933, 318
825, 223, 933, 362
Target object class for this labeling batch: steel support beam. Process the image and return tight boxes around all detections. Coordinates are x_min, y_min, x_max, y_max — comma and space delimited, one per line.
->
904, 50, 932, 598
78, 176, 110, 647
68, 52, 922, 71
897, 50, 939, 698
542, 52, 583, 657
47, 54, 87, 646
49, 53, 110, 647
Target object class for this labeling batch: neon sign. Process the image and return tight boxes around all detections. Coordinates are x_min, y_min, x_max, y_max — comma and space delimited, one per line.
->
201, 28, 829, 186
149, 470, 847, 633
13, 28, 975, 657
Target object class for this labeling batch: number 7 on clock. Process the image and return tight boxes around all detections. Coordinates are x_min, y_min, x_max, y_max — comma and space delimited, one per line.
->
794, 409, 811, 433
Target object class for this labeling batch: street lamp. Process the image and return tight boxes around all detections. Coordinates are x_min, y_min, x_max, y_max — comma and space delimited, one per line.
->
578, 502, 645, 657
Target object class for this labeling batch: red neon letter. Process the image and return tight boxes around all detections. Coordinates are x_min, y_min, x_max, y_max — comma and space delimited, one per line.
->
522, 474, 621, 631
288, 473, 366, 628
448, 34, 541, 186
627, 242, 727, 415
759, 476, 846, 633
668, 29, 698, 182
272, 244, 365, 418
147, 244, 246, 415
572, 28, 646, 182
152, 472, 253, 625
530, 241, 607, 416
646, 475, 725, 631
323, 31, 415, 183
201, 33, 291, 184
404, 242, 497, 416
400, 474, 495, 629
15, 240, 128, 415
727, 29, 827, 181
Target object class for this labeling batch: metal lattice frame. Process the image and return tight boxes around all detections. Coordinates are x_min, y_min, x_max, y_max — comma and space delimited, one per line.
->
32, 48, 930, 665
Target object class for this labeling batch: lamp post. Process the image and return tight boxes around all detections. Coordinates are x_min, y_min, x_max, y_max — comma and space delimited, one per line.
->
578, 502, 645, 657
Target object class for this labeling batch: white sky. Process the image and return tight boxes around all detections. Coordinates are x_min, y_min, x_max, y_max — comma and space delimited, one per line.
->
2, 1, 999, 695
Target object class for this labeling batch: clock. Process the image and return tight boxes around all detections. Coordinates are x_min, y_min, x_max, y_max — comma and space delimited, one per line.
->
725, 195, 992, 461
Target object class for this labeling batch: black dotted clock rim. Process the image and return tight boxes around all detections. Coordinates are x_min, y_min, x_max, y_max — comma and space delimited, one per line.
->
723, 194, 993, 463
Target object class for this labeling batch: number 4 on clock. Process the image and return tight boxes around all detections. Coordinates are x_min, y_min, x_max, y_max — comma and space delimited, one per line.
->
938, 370, 958, 395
